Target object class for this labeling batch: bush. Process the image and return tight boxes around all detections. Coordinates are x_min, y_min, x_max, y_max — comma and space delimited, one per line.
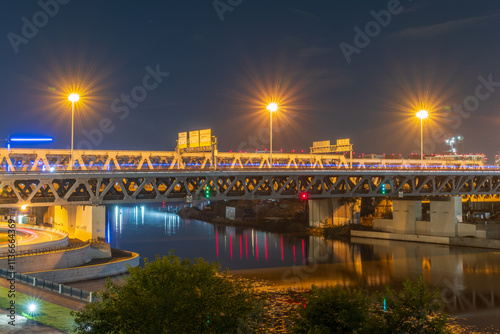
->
72, 251, 263, 333
291, 276, 449, 334
292, 286, 373, 334
376, 276, 449, 334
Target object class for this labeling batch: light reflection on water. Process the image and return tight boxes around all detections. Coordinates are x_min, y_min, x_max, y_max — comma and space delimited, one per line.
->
107, 204, 500, 314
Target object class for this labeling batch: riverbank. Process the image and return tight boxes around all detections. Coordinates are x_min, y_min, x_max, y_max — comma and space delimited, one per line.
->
226, 277, 500, 333
352, 229, 500, 250
177, 199, 310, 234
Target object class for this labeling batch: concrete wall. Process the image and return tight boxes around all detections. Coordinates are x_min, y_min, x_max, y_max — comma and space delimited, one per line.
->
91, 242, 112, 259
430, 197, 462, 237
392, 200, 422, 234
308, 198, 360, 227
76, 205, 106, 241
0, 244, 92, 273
457, 223, 476, 237
46, 205, 105, 241
351, 230, 450, 245
416, 221, 431, 235
373, 219, 393, 232
26, 250, 140, 283
308, 198, 334, 227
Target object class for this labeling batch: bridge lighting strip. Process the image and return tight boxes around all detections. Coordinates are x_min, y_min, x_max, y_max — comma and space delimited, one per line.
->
9, 138, 53, 142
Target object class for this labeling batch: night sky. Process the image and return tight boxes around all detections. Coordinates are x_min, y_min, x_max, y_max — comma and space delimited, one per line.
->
1, 1, 500, 160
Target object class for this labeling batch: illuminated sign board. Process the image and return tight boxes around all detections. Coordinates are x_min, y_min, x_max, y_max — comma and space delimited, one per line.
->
178, 132, 188, 149
189, 131, 200, 148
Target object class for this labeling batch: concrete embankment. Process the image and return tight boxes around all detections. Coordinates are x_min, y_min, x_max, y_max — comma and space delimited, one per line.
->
24, 249, 140, 283
351, 230, 500, 250
0, 243, 92, 272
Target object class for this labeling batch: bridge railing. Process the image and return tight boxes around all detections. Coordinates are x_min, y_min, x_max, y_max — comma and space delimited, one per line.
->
0, 268, 94, 302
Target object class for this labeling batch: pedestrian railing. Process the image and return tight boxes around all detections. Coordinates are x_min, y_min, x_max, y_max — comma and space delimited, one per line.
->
0, 267, 95, 302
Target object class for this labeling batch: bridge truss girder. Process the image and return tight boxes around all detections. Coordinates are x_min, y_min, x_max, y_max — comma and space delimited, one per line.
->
0, 149, 350, 172
1, 171, 500, 208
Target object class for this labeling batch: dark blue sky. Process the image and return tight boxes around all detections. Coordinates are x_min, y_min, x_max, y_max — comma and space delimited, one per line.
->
1, 0, 500, 160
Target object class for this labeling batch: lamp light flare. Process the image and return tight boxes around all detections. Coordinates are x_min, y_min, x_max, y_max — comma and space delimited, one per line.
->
21, 205, 27, 211
29, 303, 37, 312
267, 102, 278, 112
416, 110, 428, 119
68, 93, 80, 102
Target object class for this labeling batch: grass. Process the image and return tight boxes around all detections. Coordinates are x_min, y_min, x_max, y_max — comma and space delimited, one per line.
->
0, 286, 75, 333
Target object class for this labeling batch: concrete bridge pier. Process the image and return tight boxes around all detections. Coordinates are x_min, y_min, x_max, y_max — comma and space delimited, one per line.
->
430, 196, 462, 237
375, 197, 462, 237
392, 200, 422, 234
45, 205, 106, 241
308, 198, 360, 227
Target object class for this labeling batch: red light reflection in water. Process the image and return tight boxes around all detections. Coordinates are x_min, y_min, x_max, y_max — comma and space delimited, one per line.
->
293, 245, 296, 263
216, 230, 219, 258
240, 234, 242, 259
230, 233, 233, 260
265, 235, 268, 262
245, 233, 248, 258
302, 239, 305, 264
281, 236, 284, 261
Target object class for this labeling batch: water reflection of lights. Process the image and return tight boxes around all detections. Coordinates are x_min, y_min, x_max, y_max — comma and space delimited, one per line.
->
214, 228, 309, 265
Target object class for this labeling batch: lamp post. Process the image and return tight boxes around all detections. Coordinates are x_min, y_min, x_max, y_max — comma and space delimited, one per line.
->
266, 103, 278, 167
416, 110, 428, 164
68, 93, 80, 169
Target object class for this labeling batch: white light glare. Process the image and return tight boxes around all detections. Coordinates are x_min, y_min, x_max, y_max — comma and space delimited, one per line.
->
28, 303, 36, 312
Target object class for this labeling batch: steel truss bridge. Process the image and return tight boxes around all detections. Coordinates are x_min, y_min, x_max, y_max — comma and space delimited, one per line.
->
2, 167, 500, 208
0, 148, 485, 173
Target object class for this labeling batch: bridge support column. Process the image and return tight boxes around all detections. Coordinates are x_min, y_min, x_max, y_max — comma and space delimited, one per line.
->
45, 205, 106, 241
308, 198, 360, 227
430, 196, 462, 237
392, 200, 422, 234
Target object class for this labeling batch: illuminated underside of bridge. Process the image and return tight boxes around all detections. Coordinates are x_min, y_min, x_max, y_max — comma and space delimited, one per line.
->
1, 170, 500, 208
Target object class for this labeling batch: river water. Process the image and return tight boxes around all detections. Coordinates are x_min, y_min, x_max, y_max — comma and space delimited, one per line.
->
104, 203, 500, 314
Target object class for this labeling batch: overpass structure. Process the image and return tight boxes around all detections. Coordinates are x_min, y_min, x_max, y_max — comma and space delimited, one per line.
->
0, 148, 498, 241
1, 168, 500, 208
0, 148, 486, 173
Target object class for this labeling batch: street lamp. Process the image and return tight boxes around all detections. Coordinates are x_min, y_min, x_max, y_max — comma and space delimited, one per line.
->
416, 110, 428, 163
68, 93, 80, 169
266, 103, 278, 167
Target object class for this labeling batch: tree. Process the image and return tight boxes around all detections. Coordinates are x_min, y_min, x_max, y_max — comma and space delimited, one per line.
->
72, 251, 263, 333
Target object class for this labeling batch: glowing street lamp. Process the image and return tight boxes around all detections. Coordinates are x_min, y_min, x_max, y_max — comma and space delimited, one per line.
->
28, 303, 37, 313
68, 93, 80, 169
416, 110, 428, 163
267, 103, 278, 167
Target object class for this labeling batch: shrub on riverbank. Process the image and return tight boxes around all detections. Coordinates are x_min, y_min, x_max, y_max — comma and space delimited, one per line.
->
291, 276, 449, 334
